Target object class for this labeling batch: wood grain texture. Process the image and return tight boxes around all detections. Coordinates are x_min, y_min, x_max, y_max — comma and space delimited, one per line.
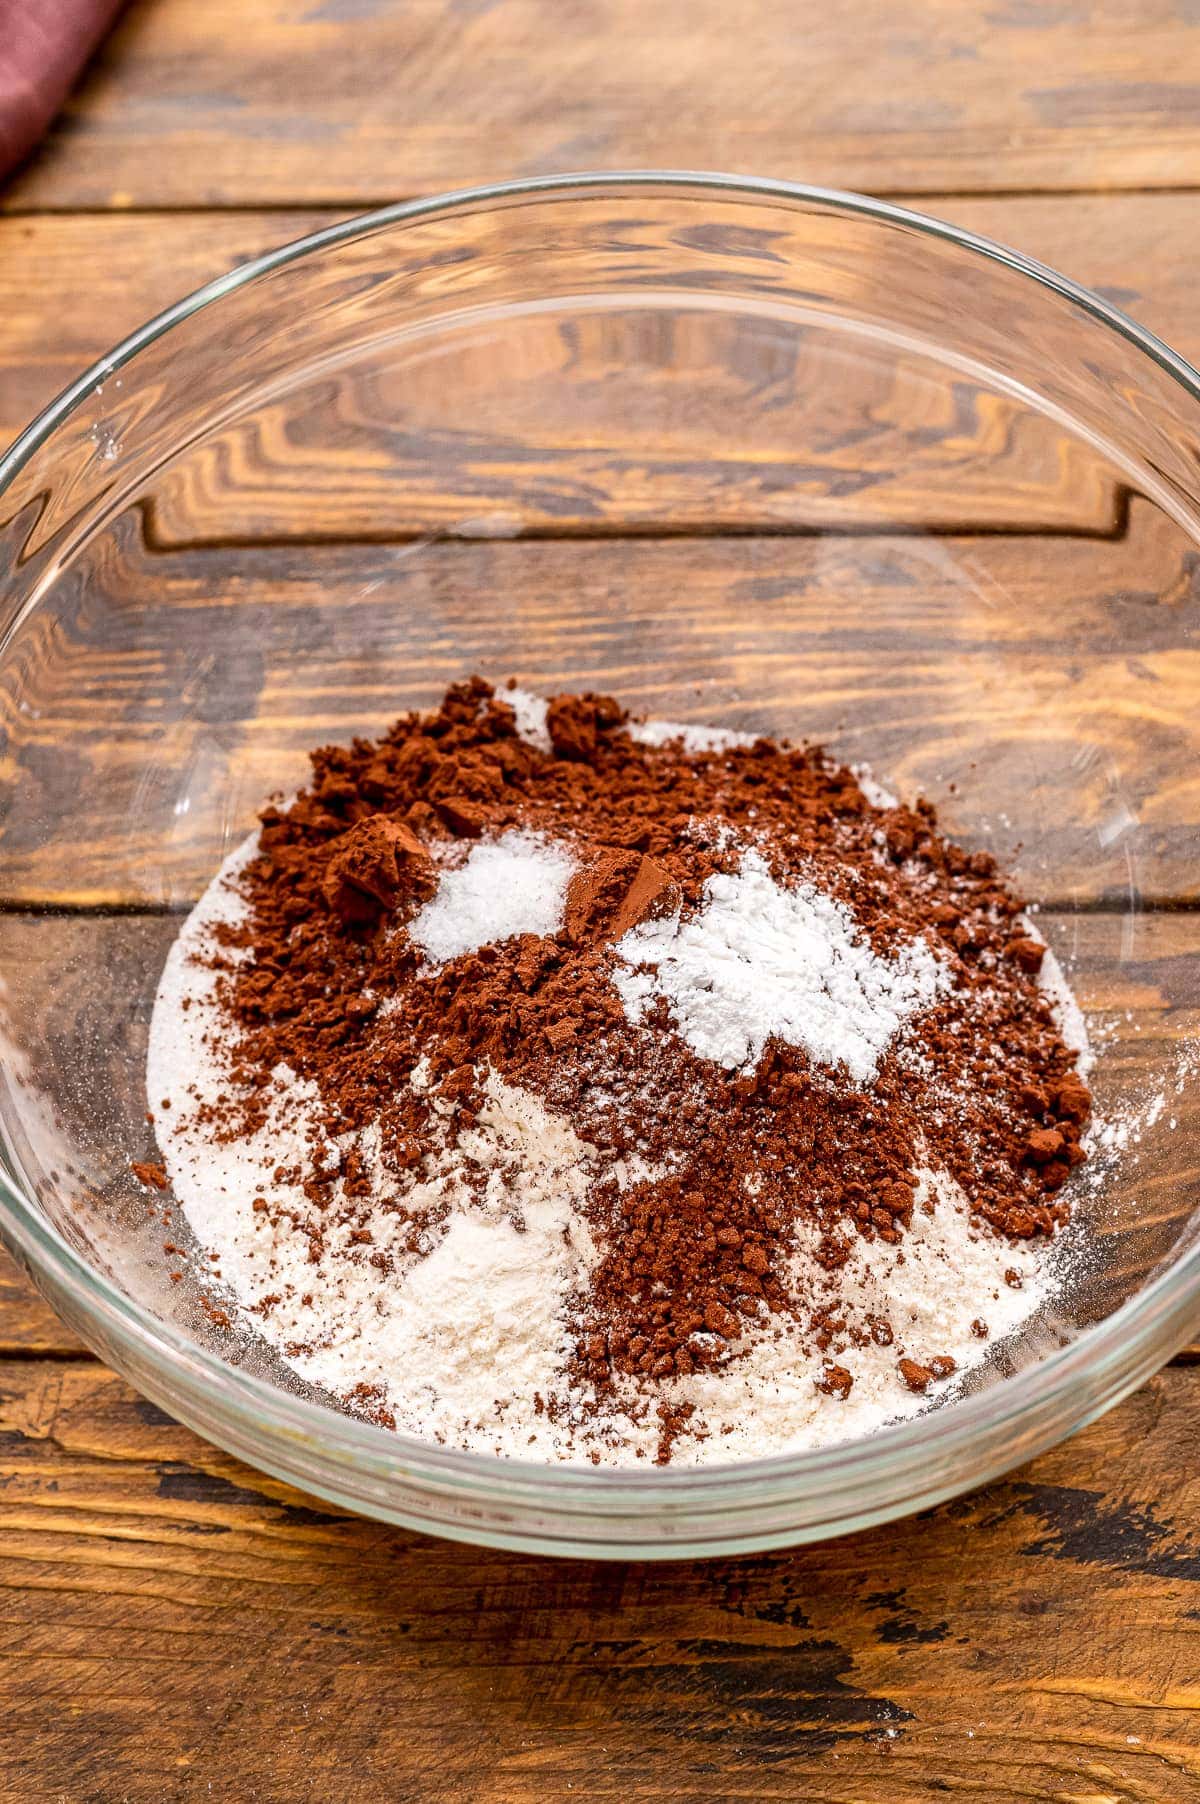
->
1, 509, 1196, 906
0, 1356, 1197, 1800
9, 192, 1200, 436
9, 0, 1200, 209
0, 218, 1131, 544
0, 1246, 88, 1355
4, 194, 1200, 452
0, 211, 336, 448
138, 324, 1120, 544
8, 196, 1200, 546
2, 0, 1199, 1785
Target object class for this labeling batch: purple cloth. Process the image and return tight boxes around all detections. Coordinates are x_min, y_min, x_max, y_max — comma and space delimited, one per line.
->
0, 0, 126, 182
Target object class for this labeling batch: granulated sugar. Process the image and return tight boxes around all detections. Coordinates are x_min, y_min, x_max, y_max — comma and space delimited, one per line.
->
145, 679, 1096, 1467
410, 830, 575, 965
614, 849, 949, 1081
627, 718, 757, 753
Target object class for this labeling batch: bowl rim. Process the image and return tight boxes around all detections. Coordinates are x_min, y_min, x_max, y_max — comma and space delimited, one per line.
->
2, 168, 1199, 1516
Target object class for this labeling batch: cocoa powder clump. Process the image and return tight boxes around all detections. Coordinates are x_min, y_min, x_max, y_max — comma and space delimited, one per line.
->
565, 850, 679, 942
322, 816, 436, 925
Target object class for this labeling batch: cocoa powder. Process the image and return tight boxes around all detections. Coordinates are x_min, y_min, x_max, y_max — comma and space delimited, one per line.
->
178, 677, 1090, 1459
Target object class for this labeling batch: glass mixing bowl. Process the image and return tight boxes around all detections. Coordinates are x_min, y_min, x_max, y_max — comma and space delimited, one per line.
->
0, 174, 1197, 1558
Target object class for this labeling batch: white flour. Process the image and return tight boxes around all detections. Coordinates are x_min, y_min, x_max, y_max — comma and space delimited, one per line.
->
148, 841, 1054, 1460
149, 861, 603, 1460
1024, 918, 1093, 1072
850, 764, 900, 810
614, 849, 948, 1082
656, 1168, 1047, 1465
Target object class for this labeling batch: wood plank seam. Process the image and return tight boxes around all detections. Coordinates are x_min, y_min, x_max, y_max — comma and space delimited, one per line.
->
140, 517, 1137, 553
12, 183, 1200, 220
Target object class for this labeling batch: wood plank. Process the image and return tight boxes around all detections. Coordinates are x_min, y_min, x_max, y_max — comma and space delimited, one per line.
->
0, 906, 1196, 1366
0, 1354, 1197, 1800
0, 512, 1197, 906
0, 210, 338, 449
139, 319, 1120, 544
8, 196, 1200, 460
9, 1, 1200, 209
0, 1247, 88, 1356
8, 197, 1200, 545
0, 215, 1132, 543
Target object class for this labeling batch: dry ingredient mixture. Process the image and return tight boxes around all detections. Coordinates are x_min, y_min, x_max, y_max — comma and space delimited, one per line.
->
146, 679, 1093, 1466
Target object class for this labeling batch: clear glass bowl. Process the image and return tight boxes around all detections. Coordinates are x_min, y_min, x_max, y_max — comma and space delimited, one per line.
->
0, 173, 1197, 1558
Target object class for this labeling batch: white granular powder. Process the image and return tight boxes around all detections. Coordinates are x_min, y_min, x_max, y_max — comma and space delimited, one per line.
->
614, 849, 949, 1082
507, 686, 552, 752
410, 830, 575, 964
628, 718, 758, 753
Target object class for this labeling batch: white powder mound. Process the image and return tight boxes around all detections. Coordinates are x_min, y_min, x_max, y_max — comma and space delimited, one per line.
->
628, 717, 758, 752
331, 1073, 601, 1453
410, 830, 575, 964
614, 849, 948, 1082
506, 686, 552, 752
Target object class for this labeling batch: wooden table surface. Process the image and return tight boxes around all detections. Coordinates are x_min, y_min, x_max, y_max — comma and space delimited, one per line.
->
2, 4, 1200, 1798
